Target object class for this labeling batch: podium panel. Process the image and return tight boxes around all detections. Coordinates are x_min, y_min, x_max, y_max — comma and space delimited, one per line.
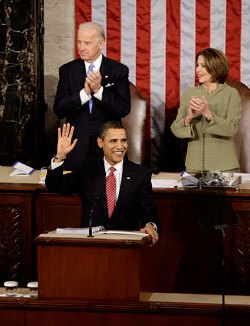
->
36, 232, 149, 301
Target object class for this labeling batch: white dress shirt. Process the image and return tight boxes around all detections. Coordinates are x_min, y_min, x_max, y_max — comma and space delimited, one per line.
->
80, 54, 104, 105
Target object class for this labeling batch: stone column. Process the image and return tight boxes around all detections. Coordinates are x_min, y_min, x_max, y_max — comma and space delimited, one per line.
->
0, 0, 45, 168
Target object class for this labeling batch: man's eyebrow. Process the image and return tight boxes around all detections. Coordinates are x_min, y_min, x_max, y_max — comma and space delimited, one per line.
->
109, 137, 127, 141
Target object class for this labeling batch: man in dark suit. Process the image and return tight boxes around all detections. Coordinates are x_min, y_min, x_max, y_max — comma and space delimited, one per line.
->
45, 121, 159, 246
53, 22, 131, 170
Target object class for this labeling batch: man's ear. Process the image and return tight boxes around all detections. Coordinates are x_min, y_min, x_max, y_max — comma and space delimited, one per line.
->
97, 137, 103, 148
98, 39, 104, 50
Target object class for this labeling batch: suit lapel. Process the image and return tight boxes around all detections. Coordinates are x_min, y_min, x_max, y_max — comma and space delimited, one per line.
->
100, 55, 111, 88
76, 59, 86, 89
95, 163, 107, 215
86, 161, 107, 216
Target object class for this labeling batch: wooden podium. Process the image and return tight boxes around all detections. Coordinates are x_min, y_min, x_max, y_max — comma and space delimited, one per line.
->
36, 231, 150, 301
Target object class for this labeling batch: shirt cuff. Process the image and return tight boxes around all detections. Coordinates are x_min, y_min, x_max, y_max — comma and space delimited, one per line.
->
80, 88, 91, 105
146, 222, 158, 231
93, 86, 103, 101
51, 159, 64, 170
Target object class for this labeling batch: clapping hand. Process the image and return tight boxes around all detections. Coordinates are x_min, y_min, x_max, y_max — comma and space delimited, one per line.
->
189, 95, 210, 117
86, 70, 102, 93
55, 123, 78, 162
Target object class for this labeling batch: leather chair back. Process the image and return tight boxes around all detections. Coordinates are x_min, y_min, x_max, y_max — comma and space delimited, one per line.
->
227, 80, 250, 172
122, 83, 147, 164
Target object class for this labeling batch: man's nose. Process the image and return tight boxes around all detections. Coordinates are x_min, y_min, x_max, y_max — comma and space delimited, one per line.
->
116, 141, 124, 148
79, 42, 85, 50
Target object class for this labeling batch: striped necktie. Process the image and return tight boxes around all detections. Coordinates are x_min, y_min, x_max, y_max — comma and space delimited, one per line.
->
106, 167, 116, 218
88, 64, 94, 113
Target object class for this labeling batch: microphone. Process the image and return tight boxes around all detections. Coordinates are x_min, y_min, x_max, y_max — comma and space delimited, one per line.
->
88, 195, 100, 237
214, 223, 229, 237
152, 166, 160, 175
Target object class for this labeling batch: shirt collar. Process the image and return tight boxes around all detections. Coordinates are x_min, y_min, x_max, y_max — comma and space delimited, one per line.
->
104, 158, 123, 175
85, 54, 103, 71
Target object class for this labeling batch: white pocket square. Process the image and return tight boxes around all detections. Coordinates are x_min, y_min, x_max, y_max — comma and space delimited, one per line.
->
105, 83, 115, 88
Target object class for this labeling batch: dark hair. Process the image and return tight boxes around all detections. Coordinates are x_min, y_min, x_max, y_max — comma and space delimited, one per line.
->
196, 48, 230, 83
99, 121, 126, 139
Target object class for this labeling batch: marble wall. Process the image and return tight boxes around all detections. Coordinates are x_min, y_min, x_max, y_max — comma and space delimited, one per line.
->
0, 0, 76, 166
44, 0, 75, 159
0, 0, 44, 167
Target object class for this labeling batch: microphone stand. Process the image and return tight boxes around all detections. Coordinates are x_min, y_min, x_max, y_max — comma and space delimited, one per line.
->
88, 196, 99, 238
184, 178, 237, 326
214, 223, 228, 326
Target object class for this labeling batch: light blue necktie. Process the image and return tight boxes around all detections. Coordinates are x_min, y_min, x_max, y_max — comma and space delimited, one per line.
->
88, 64, 94, 113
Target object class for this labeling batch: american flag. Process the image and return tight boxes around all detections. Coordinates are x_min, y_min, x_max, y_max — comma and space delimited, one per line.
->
75, 0, 250, 169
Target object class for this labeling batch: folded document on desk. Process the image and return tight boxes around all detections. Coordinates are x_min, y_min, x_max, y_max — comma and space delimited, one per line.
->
56, 226, 104, 234
10, 161, 34, 176
56, 227, 149, 237
151, 179, 178, 188
99, 230, 149, 237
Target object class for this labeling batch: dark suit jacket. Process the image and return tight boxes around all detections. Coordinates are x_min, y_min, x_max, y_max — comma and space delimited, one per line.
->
53, 55, 131, 169
45, 159, 159, 231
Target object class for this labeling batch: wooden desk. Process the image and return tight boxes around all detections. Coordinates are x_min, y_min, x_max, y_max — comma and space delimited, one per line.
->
36, 232, 150, 301
35, 187, 250, 295
1, 166, 250, 294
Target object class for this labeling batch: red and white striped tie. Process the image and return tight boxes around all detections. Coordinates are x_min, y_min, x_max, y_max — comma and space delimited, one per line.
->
106, 167, 116, 218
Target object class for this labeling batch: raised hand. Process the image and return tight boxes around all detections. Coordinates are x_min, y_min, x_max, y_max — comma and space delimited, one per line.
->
56, 123, 78, 162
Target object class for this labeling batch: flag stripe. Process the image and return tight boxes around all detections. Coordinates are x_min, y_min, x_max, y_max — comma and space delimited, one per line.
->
106, 0, 121, 61
92, 0, 107, 55
75, 0, 250, 166
180, 0, 196, 94
166, 0, 180, 110
210, 0, 226, 52
226, 0, 242, 81
241, 0, 250, 86
136, 0, 151, 101
136, 0, 151, 142
121, 0, 137, 84
195, 0, 211, 85
196, 0, 210, 54
150, 0, 167, 165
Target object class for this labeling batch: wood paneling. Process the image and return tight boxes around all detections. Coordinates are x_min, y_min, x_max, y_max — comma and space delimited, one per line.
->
0, 194, 33, 286
0, 295, 250, 326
